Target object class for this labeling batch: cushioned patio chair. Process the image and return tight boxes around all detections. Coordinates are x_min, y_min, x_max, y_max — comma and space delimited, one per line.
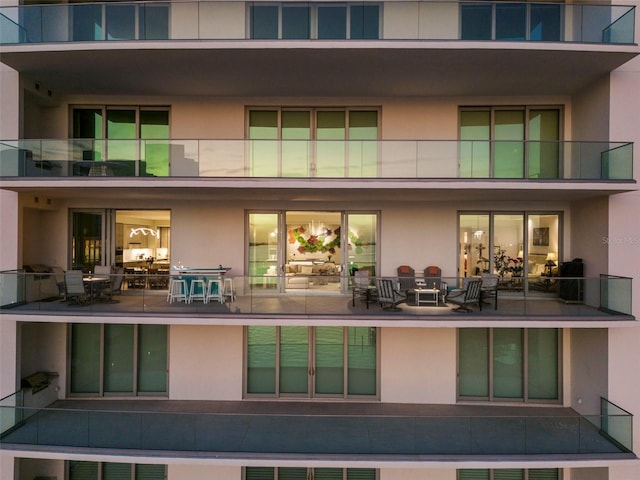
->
480, 273, 499, 310
447, 278, 482, 312
376, 278, 407, 311
397, 265, 416, 293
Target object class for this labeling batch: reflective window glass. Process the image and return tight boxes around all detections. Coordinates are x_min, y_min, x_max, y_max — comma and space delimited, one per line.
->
282, 5, 310, 39
461, 4, 492, 40
318, 5, 347, 39
496, 3, 526, 41
350, 5, 379, 39
251, 5, 279, 39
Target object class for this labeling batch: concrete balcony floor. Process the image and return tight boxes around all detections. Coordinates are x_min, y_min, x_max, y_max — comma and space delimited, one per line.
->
1, 400, 633, 462
6, 289, 635, 325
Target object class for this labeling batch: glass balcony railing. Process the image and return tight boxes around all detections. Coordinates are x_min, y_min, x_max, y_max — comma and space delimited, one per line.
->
0, 401, 633, 455
0, 1, 635, 46
0, 390, 24, 438
599, 397, 634, 452
1, 272, 634, 319
0, 139, 633, 181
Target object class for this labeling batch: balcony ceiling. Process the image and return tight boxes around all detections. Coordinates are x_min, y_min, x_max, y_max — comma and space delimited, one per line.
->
1, 43, 637, 97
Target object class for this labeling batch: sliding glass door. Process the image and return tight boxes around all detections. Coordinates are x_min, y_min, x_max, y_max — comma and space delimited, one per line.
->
70, 324, 168, 396
458, 328, 560, 402
246, 326, 377, 399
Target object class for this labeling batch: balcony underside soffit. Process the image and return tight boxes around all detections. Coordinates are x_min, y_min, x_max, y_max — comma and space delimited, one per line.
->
1, 46, 637, 97
2, 183, 636, 203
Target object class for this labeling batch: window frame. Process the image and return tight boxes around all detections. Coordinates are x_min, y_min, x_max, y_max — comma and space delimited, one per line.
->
67, 460, 167, 480
243, 326, 380, 400
458, 105, 564, 179
456, 328, 563, 404
247, 2, 382, 40
67, 323, 169, 398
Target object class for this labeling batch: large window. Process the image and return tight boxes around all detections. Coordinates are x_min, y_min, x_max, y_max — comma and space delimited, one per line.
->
248, 108, 378, 177
460, 107, 561, 178
460, 3, 562, 41
250, 4, 380, 39
246, 467, 377, 480
459, 469, 560, 480
68, 461, 166, 480
458, 212, 561, 294
458, 328, 561, 402
70, 324, 168, 396
72, 106, 169, 176
246, 326, 377, 398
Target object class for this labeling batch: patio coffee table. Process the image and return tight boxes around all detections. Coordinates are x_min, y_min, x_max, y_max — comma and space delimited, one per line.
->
414, 288, 439, 306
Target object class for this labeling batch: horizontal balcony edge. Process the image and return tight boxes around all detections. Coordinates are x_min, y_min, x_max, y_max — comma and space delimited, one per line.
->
0, 443, 637, 466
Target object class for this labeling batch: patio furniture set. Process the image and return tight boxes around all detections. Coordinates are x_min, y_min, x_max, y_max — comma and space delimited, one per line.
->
355, 265, 499, 313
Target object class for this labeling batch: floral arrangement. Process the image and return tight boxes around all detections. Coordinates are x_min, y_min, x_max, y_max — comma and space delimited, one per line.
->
494, 249, 524, 277
289, 226, 341, 254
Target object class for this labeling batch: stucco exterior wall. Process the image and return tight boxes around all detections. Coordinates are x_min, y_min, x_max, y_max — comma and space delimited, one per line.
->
169, 325, 244, 400
380, 328, 456, 404
570, 329, 607, 416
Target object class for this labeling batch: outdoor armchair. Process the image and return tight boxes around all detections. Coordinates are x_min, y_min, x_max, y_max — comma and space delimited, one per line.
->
447, 278, 482, 312
376, 278, 407, 311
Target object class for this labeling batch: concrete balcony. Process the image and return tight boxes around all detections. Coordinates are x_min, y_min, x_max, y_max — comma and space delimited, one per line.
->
0, 273, 634, 326
0, 396, 634, 462
0, 2, 637, 97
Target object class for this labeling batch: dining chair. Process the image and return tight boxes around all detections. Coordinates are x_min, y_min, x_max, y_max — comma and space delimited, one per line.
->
64, 270, 88, 305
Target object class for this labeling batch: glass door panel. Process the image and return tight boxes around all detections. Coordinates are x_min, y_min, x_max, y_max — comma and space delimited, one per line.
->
493, 328, 523, 399
279, 326, 309, 395
70, 324, 101, 394
249, 110, 278, 176
137, 324, 168, 393
528, 109, 560, 179
103, 463, 131, 480
350, 5, 379, 39
346, 213, 377, 280
348, 111, 378, 177
72, 211, 103, 271
347, 327, 376, 395
527, 329, 559, 400
459, 214, 490, 279
494, 110, 524, 178
460, 110, 490, 177
496, 3, 526, 40
107, 109, 137, 176
318, 5, 347, 39
72, 4, 103, 41
248, 213, 280, 289
247, 326, 277, 394
106, 4, 136, 40
279, 468, 308, 480
315, 469, 344, 480
316, 111, 346, 177
493, 214, 524, 287
104, 324, 134, 393
282, 111, 310, 177
458, 328, 489, 398
282, 5, 310, 39
314, 327, 344, 395
140, 110, 169, 177
73, 108, 103, 168
527, 214, 559, 294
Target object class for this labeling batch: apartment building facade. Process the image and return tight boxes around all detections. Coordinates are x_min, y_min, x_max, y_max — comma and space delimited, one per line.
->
1, 1, 639, 480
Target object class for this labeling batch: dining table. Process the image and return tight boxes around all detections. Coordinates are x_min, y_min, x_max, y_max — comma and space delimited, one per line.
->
82, 275, 111, 302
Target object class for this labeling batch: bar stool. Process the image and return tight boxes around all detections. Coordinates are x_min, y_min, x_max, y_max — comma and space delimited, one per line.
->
188, 278, 207, 304
205, 278, 223, 304
167, 277, 187, 303
223, 277, 235, 302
